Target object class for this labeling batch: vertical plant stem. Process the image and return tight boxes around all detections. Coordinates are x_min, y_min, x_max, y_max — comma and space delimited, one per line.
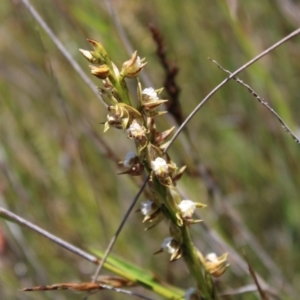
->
181, 226, 215, 300
154, 180, 215, 299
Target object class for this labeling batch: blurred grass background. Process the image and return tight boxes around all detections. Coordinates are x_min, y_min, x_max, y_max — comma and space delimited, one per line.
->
0, 0, 300, 299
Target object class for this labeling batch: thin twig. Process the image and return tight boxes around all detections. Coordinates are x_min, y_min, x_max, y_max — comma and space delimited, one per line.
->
0, 198, 49, 284
165, 27, 300, 152
245, 254, 270, 300
19, 0, 102, 102
0, 207, 99, 264
91, 175, 150, 282
209, 58, 300, 144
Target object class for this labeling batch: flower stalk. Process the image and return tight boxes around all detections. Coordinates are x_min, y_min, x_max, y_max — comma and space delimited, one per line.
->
80, 40, 228, 299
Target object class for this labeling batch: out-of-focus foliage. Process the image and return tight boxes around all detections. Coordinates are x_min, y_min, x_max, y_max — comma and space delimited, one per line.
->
0, 0, 300, 299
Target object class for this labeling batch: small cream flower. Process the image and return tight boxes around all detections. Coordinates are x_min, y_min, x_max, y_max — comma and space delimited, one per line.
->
137, 84, 167, 116
90, 64, 110, 79
178, 200, 196, 218
127, 120, 148, 153
128, 120, 145, 139
151, 157, 169, 176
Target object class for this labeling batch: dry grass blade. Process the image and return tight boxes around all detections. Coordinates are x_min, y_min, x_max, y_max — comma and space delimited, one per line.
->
23, 276, 133, 291
22, 282, 154, 300
209, 58, 300, 144
23, 282, 105, 292
0, 207, 178, 299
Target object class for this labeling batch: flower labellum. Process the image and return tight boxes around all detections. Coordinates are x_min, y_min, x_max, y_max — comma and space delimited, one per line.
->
178, 200, 196, 218
128, 120, 146, 140
151, 157, 169, 177
142, 87, 159, 102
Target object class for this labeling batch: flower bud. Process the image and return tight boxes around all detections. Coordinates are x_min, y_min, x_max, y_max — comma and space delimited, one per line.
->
79, 49, 94, 61
87, 39, 108, 59
120, 51, 147, 78
154, 237, 182, 261
204, 252, 229, 277
79, 49, 102, 64
90, 64, 110, 79
139, 200, 163, 229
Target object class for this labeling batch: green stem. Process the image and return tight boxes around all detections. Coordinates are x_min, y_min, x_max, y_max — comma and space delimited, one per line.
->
116, 77, 131, 106
108, 72, 131, 106
181, 226, 216, 300
153, 179, 216, 299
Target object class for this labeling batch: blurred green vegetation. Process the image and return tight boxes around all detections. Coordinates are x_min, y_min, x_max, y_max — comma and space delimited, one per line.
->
0, 0, 300, 299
